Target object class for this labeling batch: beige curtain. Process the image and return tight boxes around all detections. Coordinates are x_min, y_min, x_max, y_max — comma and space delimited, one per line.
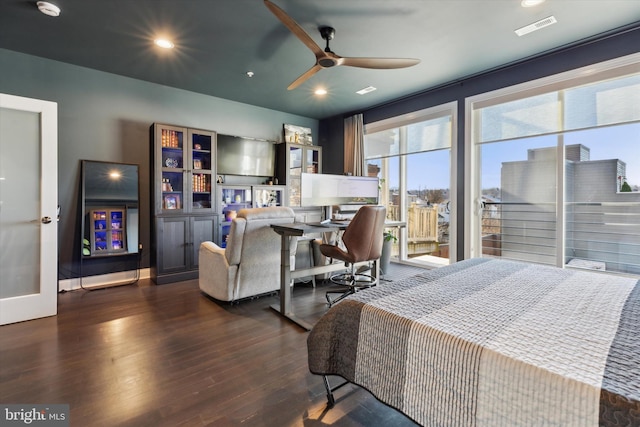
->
343, 113, 365, 176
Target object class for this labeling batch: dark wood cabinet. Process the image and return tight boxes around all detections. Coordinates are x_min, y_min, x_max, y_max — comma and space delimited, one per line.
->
152, 215, 217, 284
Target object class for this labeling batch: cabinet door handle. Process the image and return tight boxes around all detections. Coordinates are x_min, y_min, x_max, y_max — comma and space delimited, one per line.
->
41, 216, 52, 224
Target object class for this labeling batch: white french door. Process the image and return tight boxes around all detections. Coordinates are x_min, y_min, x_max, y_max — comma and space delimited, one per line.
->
0, 93, 58, 325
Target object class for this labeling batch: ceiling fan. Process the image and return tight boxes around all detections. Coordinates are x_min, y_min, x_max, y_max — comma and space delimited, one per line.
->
264, 0, 421, 90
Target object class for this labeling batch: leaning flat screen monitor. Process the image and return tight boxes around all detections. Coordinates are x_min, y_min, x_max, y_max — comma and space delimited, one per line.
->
300, 173, 379, 207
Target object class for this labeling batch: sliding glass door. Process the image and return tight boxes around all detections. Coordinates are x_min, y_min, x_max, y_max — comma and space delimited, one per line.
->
478, 135, 559, 265
365, 103, 456, 267
469, 54, 640, 276
563, 124, 640, 274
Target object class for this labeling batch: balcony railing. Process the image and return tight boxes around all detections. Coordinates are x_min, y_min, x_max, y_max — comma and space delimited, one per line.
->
385, 203, 448, 258
481, 200, 640, 275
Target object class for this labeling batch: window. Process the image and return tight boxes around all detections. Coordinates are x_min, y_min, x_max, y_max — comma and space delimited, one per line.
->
364, 103, 456, 267
468, 53, 640, 276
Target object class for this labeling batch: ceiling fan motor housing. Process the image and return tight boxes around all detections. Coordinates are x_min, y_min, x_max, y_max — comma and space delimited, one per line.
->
318, 58, 337, 68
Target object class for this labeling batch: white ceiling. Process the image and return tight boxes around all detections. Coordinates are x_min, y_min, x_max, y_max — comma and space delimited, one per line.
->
1, 0, 639, 119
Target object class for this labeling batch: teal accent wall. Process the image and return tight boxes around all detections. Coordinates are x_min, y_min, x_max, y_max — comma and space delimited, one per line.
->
0, 48, 318, 280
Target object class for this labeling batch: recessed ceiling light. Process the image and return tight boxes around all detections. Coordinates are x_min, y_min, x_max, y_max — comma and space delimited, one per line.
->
315, 88, 327, 96
356, 86, 377, 95
37, 1, 60, 17
246, 71, 255, 77
154, 39, 174, 49
521, 0, 545, 7
515, 15, 557, 36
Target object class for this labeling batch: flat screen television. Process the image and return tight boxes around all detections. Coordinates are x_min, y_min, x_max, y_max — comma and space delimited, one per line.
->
216, 134, 275, 177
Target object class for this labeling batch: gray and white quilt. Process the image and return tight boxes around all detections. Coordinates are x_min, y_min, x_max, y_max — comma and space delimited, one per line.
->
307, 258, 640, 426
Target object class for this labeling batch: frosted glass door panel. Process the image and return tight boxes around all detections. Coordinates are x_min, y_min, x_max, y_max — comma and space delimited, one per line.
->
0, 107, 40, 298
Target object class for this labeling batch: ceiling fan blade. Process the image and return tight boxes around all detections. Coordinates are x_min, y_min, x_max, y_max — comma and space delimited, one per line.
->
264, 0, 325, 58
287, 64, 323, 90
340, 57, 421, 69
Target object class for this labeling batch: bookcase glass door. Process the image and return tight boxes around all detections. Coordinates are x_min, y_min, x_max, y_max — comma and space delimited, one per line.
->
190, 130, 213, 211
159, 126, 214, 213
161, 127, 185, 212
289, 146, 302, 176
306, 149, 320, 173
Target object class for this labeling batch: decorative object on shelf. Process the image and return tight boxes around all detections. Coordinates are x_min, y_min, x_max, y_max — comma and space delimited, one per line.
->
193, 159, 202, 169
162, 178, 173, 192
164, 194, 181, 210
192, 173, 209, 193
165, 157, 179, 168
216, 175, 224, 184
194, 143, 202, 150
161, 129, 181, 148
283, 123, 313, 145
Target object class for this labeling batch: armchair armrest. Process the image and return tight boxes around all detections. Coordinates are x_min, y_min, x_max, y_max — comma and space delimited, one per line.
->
199, 241, 228, 266
199, 241, 239, 301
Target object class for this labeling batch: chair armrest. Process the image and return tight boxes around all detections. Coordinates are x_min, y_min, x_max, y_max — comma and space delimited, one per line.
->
199, 241, 232, 267
199, 241, 238, 301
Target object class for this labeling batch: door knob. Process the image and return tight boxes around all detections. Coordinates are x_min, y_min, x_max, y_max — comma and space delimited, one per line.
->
41, 216, 52, 224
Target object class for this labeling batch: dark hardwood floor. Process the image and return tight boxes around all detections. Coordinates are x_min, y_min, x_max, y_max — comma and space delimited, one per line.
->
0, 264, 425, 426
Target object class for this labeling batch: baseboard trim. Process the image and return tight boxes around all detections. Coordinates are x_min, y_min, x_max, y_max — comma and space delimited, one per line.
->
59, 268, 151, 291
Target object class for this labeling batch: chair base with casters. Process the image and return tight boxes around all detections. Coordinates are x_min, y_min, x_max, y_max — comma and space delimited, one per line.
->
325, 261, 377, 306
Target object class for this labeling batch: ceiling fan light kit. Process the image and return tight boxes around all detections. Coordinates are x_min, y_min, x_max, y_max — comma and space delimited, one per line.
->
263, 0, 420, 90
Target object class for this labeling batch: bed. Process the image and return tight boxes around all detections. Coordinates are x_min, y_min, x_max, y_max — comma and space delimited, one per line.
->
307, 258, 639, 426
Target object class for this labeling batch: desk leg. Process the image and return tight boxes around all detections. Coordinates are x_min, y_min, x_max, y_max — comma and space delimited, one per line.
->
373, 258, 379, 284
280, 234, 291, 315
270, 234, 314, 331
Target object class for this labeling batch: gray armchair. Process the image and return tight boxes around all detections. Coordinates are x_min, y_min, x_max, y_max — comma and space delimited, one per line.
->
199, 206, 296, 302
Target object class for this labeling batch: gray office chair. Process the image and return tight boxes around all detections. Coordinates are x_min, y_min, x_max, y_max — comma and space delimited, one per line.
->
319, 205, 386, 306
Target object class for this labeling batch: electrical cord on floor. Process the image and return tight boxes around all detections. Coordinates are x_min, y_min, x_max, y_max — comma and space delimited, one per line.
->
79, 247, 142, 291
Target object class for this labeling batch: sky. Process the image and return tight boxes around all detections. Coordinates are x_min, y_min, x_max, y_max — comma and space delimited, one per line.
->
382, 122, 639, 191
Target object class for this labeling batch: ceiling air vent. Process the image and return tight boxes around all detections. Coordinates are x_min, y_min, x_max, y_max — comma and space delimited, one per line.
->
515, 15, 557, 36
356, 86, 377, 95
